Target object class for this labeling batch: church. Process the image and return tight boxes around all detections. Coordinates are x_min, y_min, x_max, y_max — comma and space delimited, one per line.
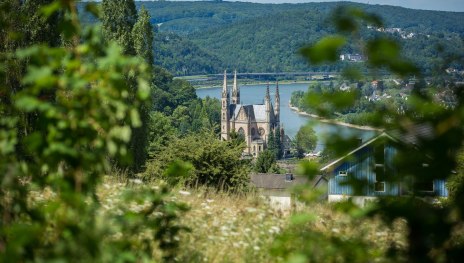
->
220, 70, 284, 157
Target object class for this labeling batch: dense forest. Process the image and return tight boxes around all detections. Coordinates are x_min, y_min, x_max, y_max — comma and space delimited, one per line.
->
148, 1, 464, 75
75, 1, 464, 76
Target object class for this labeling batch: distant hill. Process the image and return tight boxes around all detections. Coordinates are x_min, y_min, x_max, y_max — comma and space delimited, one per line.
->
154, 31, 223, 75
77, 1, 464, 75
139, 1, 464, 36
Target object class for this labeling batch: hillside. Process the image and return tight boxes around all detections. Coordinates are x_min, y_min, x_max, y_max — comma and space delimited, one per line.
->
145, 1, 464, 75
190, 8, 464, 73
154, 31, 223, 75
77, 1, 464, 75
140, 1, 464, 36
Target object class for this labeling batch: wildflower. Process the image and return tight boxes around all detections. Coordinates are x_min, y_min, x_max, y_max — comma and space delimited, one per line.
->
206, 199, 214, 203
245, 207, 257, 213
253, 246, 260, 251
130, 179, 143, 184
179, 190, 191, 196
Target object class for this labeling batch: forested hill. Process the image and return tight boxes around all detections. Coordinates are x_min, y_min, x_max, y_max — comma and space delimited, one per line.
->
141, 1, 464, 75
78, 1, 464, 75
140, 1, 464, 36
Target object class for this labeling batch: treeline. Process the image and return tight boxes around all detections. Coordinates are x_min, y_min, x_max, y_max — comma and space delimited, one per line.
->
138, 1, 464, 36
76, 1, 464, 76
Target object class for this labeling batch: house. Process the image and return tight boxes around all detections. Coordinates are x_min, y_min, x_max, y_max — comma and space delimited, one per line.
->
250, 173, 327, 210
320, 131, 448, 206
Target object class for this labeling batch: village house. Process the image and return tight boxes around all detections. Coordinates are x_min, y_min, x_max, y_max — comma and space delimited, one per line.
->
250, 173, 327, 210
320, 130, 449, 206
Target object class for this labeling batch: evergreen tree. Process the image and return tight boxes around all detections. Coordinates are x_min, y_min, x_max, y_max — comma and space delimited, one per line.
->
267, 128, 277, 158
274, 125, 283, 159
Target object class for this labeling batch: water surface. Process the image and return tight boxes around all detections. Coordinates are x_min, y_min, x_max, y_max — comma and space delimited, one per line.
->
196, 83, 377, 151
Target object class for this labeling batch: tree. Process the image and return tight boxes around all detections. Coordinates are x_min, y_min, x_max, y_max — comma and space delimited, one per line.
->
132, 6, 154, 65
1, 2, 187, 261
274, 6, 464, 262
101, 0, 137, 55
101, 0, 153, 172
295, 124, 317, 155
274, 125, 283, 159
254, 150, 276, 173
267, 128, 277, 158
144, 132, 250, 192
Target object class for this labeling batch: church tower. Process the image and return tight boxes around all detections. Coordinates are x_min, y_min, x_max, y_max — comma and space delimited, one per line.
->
221, 70, 230, 140
274, 80, 280, 125
232, 70, 240, 104
265, 83, 271, 141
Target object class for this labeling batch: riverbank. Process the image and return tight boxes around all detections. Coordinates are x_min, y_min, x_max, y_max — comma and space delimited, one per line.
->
193, 80, 319, 90
288, 103, 383, 132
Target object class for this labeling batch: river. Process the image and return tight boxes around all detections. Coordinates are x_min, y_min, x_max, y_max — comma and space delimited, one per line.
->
196, 83, 378, 151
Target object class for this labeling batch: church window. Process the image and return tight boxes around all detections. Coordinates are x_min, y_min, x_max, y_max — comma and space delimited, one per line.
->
222, 113, 225, 119
259, 128, 265, 136
253, 146, 256, 152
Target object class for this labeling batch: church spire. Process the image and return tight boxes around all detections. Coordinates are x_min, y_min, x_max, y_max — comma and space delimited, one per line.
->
232, 70, 240, 104
222, 70, 228, 98
275, 80, 280, 123
265, 82, 271, 112
221, 70, 230, 141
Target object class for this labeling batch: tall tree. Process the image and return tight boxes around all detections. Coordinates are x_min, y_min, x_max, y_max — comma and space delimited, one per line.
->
101, 0, 137, 55
101, 1, 154, 172
267, 128, 277, 158
295, 124, 317, 155
132, 6, 154, 65
274, 125, 283, 159
130, 5, 155, 172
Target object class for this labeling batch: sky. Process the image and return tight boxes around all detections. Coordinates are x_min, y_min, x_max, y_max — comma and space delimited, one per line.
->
134, 0, 464, 12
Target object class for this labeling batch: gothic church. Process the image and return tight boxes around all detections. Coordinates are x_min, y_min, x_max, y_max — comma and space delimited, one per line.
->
221, 71, 283, 157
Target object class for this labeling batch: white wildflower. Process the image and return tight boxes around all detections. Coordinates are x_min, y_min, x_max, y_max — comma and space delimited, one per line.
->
179, 190, 191, 196
253, 246, 260, 251
206, 199, 214, 203
245, 207, 257, 213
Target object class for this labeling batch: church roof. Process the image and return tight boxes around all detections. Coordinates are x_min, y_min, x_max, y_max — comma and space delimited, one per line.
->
229, 104, 268, 122
252, 105, 267, 121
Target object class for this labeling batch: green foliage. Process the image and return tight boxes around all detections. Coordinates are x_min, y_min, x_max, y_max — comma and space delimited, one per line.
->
0, 1, 187, 261
132, 6, 154, 65
273, 6, 464, 263
144, 132, 250, 192
76, 1, 464, 76
101, 0, 137, 55
254, 150, 276, 173
102, 0, 156, 172
274, 126, 283, 159
295, 124, 318, 155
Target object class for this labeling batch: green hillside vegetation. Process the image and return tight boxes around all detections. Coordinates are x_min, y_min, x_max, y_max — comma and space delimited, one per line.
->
139, 1, 464, 36
77, 1, 464, 75
154, 31, 222, 75
190, 8, 464, 74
